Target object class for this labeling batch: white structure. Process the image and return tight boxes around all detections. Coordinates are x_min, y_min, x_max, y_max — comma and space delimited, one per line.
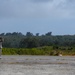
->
0, 37, 3, 58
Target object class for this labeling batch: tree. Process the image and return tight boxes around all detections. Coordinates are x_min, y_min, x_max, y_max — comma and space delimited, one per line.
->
45, 32, 52, 36
36, 33, 39, 36
0, 33, 5, 36
26, 32, 33, 37
19, 37, 39, 48
6, 33, 12, 36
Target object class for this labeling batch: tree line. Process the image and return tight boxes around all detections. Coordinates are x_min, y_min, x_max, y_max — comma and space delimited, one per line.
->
1, 32, 75, 48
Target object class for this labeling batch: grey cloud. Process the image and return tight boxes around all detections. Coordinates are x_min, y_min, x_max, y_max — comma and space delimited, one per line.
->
0, 0, 75, 19
67, 0, 75, 2
31, 0, 53, 3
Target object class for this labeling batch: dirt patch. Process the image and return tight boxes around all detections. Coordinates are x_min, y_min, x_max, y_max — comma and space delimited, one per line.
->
0, 55, 75, 75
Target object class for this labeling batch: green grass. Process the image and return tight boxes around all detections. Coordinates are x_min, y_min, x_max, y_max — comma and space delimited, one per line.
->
2, 46, 75, 56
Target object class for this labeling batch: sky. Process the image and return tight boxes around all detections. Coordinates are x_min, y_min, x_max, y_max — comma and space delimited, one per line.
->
0, 0, 75, 35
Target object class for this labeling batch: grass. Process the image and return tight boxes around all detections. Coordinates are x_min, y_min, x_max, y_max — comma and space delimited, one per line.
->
2, 46, 75, 56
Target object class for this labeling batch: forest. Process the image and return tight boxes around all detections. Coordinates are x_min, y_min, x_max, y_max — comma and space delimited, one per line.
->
1, 32, 75, 55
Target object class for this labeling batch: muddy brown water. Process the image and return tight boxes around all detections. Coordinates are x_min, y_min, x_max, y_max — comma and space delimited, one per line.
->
0, 55, 75, 75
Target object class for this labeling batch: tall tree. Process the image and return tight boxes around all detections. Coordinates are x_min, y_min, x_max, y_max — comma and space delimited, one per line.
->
45, 32, 52, 36
26, 32, 33, 37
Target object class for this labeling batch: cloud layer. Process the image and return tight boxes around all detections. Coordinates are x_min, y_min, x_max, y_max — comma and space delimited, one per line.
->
0, 0, 75, 19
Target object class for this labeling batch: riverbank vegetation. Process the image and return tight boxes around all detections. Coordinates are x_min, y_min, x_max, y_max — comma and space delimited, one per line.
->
2, 46, 75, 56
1, 32, 75, 55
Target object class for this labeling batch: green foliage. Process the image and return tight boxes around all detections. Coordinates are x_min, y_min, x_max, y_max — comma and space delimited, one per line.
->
19, 37, 40, 48
2, 46, 75, 55
1, 32, 75, 50
45, 32, 52, 36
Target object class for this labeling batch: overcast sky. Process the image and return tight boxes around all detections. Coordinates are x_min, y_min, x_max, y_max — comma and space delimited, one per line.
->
0, 0, 75, 35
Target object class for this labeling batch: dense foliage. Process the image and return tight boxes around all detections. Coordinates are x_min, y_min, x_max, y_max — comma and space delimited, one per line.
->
2, 46, 75, 55
1, 32, 75, 55
1, 32, 75, 48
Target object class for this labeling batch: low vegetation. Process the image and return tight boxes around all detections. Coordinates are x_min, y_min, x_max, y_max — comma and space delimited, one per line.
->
2, 46, 75, 56
1, 32, 75, 55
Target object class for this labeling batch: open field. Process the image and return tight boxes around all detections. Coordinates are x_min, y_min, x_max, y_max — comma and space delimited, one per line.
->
0, 55, 75, 75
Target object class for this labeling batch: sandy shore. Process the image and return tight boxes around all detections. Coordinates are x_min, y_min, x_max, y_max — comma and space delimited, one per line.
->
0, 55, 75, 75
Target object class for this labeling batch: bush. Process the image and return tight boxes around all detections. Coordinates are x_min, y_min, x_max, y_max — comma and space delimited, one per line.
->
2, 46, 75, 55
